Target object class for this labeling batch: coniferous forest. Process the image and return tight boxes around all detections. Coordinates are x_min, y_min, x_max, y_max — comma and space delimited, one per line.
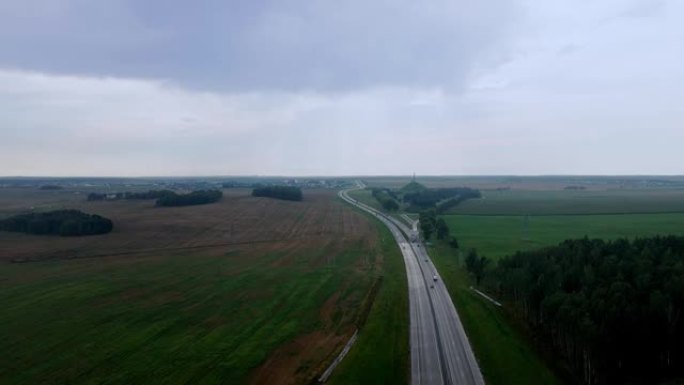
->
488, 236, 684, 385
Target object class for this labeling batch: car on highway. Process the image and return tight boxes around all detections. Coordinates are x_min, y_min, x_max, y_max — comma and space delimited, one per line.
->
433, 274, 438, 282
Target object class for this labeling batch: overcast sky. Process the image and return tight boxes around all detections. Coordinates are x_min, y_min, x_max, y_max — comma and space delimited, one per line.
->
1, 0, 683, 176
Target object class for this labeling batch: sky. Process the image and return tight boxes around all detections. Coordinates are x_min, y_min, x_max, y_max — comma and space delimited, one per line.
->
1, 0, 683, 176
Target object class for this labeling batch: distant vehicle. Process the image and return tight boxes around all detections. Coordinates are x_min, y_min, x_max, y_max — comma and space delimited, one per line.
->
425, 258, 428, 262
430, 284, 434, 289
433, 274, 438, 282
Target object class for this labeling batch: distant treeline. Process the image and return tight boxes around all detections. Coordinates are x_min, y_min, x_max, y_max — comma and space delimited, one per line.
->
87, 190, 174, 201
404, 187, 481, 211
252, 186, 302, 201
39, 185, 63, 190
155, 190, 223, 207
487, 236, 684, 385
369, 182, 481, 213
0, 210, 113, 236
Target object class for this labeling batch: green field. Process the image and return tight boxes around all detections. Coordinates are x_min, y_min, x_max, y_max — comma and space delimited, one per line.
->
428, 243, 561, 385
450, 189, 684, 215
443, 212, 684, 259
0, 246, 360, 384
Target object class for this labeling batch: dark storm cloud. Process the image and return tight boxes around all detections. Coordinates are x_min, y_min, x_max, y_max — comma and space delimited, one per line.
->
0, 0, 517, 91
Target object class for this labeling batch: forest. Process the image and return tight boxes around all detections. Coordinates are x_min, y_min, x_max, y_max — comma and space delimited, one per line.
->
485, 236, 684, 385
0, 210, 113, 236
251, 186, 303, 201
155, 190, 223, 207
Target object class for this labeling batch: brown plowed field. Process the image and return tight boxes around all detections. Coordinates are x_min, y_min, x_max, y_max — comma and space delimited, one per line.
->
0, 188, 374, 262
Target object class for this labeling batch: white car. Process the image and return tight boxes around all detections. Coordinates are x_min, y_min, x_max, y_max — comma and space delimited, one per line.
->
433, 274, 438, 282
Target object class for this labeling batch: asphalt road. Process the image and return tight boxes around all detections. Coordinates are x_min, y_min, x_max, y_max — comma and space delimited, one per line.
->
339, 184, 484, 385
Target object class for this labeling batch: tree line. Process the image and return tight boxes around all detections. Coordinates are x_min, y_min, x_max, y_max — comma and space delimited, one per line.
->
404, 187, 481, 211
155, 190, 223, 207
369, 183, 481, 214
252, 186, 302, 201
0, 210, 113, 236
371, 188, 400, 211
39, 185, 63, 190
418, 209, 451, 241
486, 236, 684, 385
87, 190, 174, 201
418, 209, 463, 268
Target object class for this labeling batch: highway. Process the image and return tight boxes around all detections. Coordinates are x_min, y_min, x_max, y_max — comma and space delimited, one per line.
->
339, 183, 485, 385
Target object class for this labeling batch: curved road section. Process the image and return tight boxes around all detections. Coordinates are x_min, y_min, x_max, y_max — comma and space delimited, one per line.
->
339, 184, 485, 385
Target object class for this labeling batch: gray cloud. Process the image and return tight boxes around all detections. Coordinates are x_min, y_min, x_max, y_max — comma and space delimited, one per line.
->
0, 0, 518, 92
2, 1, 684, 176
